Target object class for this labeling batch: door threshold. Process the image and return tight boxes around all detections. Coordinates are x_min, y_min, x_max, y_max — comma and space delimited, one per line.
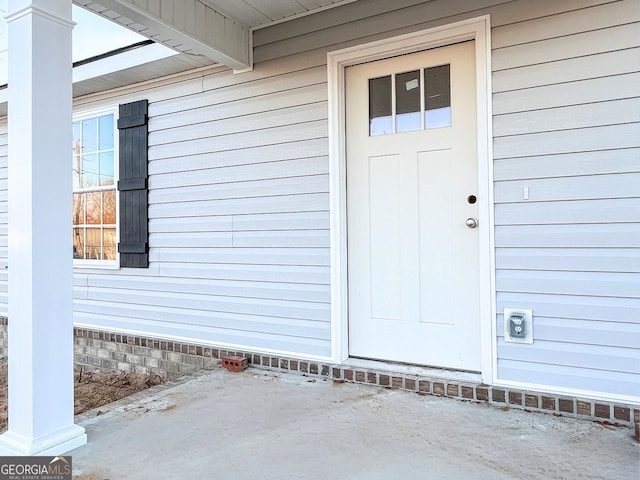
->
344, 357, 482, 383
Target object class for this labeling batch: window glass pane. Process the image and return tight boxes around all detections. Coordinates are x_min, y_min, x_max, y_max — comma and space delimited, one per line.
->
82, 117, 98, 153
73, 193, 84, 225
73, 122, 82, 154
73, 122, 83, 189
424, 64, 451, 129
81, 154, 98, 188
103, 228, 117, 261
99, 151, 114, 186
85, 192, 102, 225
395, 70, 421, 133
369, 75, 392, 136
72, 112, 117, 262
72, 155, 81, 189
103, 190, 116, 225
73, 228, 85, 259
85, 228, 102, 260
98, 114, 114, 150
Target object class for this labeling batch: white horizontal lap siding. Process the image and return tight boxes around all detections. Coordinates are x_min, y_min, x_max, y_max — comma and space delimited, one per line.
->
73, 57, 331, 357
0, 122, 6, 312
492, 1, 640, 398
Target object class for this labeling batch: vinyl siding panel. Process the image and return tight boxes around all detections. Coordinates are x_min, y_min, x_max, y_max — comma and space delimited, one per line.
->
498, 359, 640, 398
493, 99, 640, 138
149, 139, 328, 175
491, 23, 640, 71
496, 271, 640, 299
493, 149, 640, 181
495, 248, 640, 273
150, 247, 329, 267
496, 292, 640, 325
155, 263, 329, 284
149, 120, 328, 160
497, 316, 640, 349
495, 198, 640, 225
492, 73, 640, 115
495, 224, 640, 248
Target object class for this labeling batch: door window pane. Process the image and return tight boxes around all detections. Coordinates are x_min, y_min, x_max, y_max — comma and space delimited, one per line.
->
369, 75, 392, 136
395, 70, 421, 133
424, 64, 451, 129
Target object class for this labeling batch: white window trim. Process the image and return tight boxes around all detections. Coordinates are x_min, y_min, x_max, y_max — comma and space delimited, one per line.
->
72, 105, 120, 269
326, 16, 495, 384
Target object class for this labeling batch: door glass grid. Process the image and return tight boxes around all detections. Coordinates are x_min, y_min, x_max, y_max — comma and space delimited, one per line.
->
369, 64, 451, 136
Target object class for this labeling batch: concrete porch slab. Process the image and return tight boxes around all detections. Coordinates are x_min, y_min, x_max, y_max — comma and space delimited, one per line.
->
70, 368, 639, 479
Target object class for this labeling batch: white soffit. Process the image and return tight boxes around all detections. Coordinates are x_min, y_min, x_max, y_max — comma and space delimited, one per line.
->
77, 0, 252, 70
202, 0, 360, 30
75, 0, 360, 70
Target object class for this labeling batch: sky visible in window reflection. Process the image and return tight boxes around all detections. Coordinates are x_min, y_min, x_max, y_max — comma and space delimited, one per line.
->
0, 2, 157, 85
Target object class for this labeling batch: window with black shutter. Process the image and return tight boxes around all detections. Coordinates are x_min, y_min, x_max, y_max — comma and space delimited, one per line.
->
117, 99, 149, 268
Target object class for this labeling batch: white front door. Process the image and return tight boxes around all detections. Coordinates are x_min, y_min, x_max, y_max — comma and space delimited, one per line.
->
346, 41, 480, 370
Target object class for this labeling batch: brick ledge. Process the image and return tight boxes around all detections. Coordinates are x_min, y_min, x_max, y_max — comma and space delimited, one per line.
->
69, 327, 639, 440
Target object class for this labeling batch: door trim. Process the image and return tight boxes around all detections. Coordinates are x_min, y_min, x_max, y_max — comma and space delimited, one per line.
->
327, 16, 496, 383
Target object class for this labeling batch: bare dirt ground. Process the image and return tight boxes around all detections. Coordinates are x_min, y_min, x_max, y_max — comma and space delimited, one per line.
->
0, 364, 164, 432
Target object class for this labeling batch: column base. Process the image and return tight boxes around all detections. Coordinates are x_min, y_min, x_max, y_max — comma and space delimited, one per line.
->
0, 424, 86, 456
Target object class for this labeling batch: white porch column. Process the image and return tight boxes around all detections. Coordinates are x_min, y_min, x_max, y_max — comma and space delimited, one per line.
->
0, 0, 87, 455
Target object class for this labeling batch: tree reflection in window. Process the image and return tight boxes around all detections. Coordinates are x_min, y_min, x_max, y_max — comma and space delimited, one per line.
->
72, 113, 116, 261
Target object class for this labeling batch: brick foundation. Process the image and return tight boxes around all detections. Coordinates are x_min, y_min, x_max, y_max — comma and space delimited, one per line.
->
73, 328, 218, 379
0, 319, 637, 439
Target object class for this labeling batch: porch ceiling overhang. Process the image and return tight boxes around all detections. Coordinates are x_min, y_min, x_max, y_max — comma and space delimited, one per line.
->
74, 0, 359, 72
76, 0, 252, 70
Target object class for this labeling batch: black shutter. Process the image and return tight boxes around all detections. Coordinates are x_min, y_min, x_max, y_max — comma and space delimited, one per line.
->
117, 100, 149, 268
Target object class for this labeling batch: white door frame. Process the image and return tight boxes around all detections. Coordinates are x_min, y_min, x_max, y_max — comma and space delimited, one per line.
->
327, 16, 496, 383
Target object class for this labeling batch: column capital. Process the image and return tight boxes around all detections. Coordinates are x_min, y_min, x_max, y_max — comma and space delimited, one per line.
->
5, 4, 75, 28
